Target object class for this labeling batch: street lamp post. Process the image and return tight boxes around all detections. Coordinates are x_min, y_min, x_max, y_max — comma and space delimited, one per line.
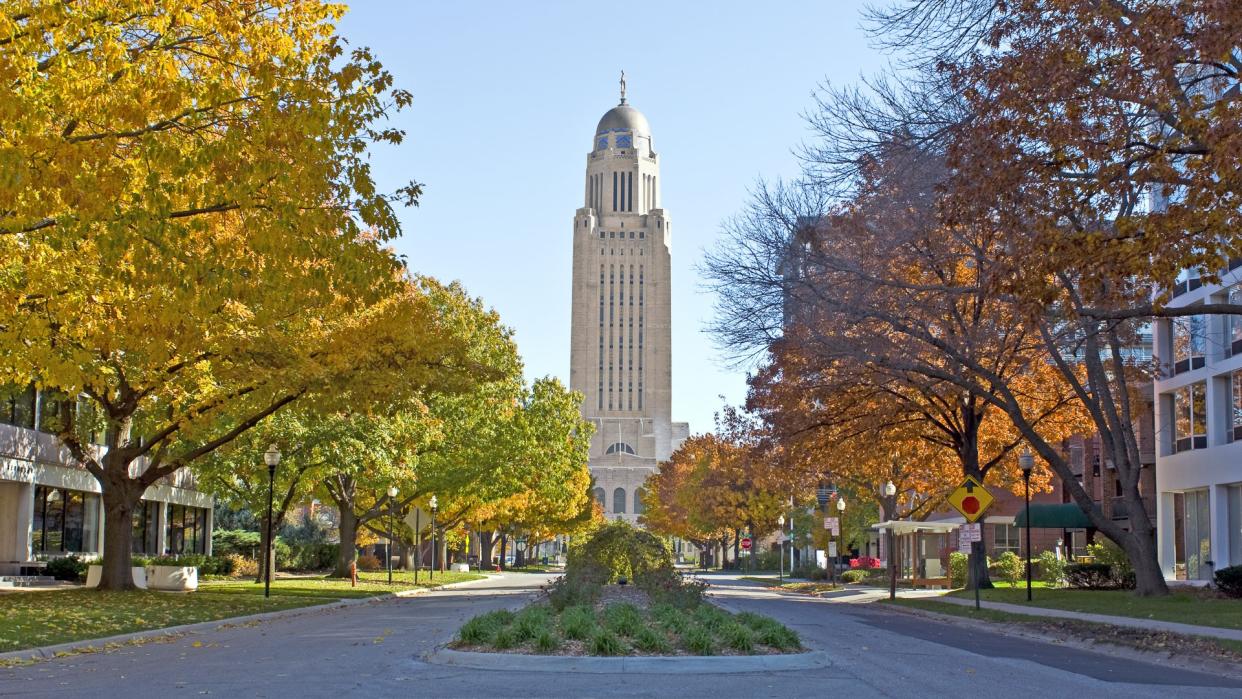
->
777, 514, 786, 583
263, 444, 281, 599
836, 496, 847, 586
1019, 449, 1035, 601
429, 495, 438, 579
386, 485, 399, 585
884, 480, 897, 601
414, 507, 421, 584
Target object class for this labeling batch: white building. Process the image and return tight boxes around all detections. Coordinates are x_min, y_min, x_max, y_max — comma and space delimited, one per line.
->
569, 77, 688, 524
0, 385, 213, 577
1152, 262, 1242, 581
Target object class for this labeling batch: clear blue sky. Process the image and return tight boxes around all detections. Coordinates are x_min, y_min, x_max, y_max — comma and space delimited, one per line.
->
338, 1, 887, 435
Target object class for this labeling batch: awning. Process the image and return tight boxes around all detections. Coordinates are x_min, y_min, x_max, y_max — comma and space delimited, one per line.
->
1014, 504, 1093, 529
871, 520, 960, 535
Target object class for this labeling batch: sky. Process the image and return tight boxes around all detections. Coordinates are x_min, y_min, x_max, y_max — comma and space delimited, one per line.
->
337, 1, 889, 435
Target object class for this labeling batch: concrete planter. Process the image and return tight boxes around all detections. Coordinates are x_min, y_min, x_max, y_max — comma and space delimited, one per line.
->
145, 565, 198, 592
451, 563, 471, 573
85, 565, 148, 589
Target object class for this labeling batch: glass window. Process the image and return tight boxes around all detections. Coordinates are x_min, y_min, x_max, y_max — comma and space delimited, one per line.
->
1234, 370, 1242, 442
1232, 287, 1242, 355
1, 383, 36, 429
1174, 382, 1209, 452
1172, 315, 1207, 373
593, 488, 606, 508
992, 523, 1020, 553
31, 486, 99, 554
612, 488, 627, 514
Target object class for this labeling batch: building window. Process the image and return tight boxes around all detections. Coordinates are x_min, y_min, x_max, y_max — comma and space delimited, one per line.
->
1175, 489, 1212, 580
593, 487, 606, 509
1172, 315, 1207, 374
165, 504, 208, 555
992, 523, 1020, 553
613, 488, 627, 514
131, 500, 159, 554
1231, 287, 1242, 356
612, 172, 618, 211
1233, 369, 1242, 442
31, 486, 100, 554
1173, 381, 1208, 452
634, 487, 645, 515
605, 442, 636, 455
1, 383, 36, 429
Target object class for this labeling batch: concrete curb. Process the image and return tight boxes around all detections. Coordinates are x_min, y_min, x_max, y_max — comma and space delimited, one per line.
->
422, 646, 833, 674
0, 576, 492, 665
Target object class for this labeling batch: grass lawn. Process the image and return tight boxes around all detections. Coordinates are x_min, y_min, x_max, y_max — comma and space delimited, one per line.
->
0, 570, 484, 655
885, 597, 1242, 663
945, 586, 1242, 630
199, 570, 484, 600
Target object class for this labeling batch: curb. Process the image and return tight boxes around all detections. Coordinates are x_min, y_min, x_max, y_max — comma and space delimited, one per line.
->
422, 646, 833, 674
0, 576, 491, 665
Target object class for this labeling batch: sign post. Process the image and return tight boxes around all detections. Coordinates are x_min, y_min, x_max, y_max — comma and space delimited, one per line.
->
947, 476, 994, 610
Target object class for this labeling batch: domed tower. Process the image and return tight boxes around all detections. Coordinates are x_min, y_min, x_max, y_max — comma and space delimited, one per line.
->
570, 74, 688, 524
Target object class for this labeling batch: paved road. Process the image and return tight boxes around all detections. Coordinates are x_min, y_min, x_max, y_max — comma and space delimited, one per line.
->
0, 572, 1236, 698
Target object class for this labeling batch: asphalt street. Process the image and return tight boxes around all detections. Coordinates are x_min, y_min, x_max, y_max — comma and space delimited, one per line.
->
0, 572, 1236, 698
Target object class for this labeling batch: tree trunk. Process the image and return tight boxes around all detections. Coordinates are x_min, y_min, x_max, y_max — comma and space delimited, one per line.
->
733, 530, 740, 568
98, 479, 143, 590
968, 539, 993, 589
479, 531, 496, 568
334, 507, 358, 577
1124, 526, 1168, 596
499, 534, 508, 571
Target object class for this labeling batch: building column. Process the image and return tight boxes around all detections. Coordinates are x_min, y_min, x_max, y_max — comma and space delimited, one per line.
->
204, 506, 214, 556
155, 501, 168, 556
9, 482, 35, 563
1157, 490, 1177, 579
1211, 484, 1230, 574
95, 498, 106, 556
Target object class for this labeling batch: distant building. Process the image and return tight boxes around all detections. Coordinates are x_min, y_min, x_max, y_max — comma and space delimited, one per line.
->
0, 384, 213, 576
569, 77, 688, 524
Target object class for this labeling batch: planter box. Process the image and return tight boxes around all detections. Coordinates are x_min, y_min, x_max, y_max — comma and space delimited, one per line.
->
85, 565, 148, 589
451, 563, 470, 573
145, 565, 198, 592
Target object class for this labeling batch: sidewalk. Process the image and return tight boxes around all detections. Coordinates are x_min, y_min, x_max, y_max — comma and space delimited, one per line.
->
927, 595, 1242, 643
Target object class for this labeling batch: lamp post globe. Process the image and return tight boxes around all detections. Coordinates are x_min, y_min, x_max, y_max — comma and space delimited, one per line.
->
262, 444, 280, 599
1019, 449, 1034, 601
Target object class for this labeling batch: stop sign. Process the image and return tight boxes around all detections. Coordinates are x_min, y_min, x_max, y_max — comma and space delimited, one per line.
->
740, 537, 752, 550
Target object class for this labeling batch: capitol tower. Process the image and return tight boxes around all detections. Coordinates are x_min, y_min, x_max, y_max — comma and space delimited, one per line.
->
570, 74, 688, 523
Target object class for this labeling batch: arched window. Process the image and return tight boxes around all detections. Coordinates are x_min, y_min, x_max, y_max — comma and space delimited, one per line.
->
633, 487, 645, 515
605, 442, 636, 455
593, 487, 606, 509
613, 488, 627, 514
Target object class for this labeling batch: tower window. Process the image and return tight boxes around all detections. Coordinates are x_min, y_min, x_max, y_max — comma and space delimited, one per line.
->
600, 231, 605, 239
612, 172, 618, 211
640, 231, 645, 238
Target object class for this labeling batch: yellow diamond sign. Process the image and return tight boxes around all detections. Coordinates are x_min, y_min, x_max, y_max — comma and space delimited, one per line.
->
947, 476, 994, 523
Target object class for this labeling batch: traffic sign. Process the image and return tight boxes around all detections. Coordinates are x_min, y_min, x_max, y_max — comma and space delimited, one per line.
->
824, 516, 839, 535
740, 537, 752, 550
947, 475, 994, 523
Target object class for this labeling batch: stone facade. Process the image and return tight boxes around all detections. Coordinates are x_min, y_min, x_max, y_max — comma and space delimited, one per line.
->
569, 88, 687, 524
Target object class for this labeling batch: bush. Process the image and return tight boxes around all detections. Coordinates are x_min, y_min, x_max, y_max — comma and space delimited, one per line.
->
491, 626, 518, 650
850, 556, 882, 569
355, 553, 382, 571
720, 622, 754, 653
534, 628, 560, 653
560, 605, 597, 640
459, 610, 511, 645
566, 521, 673, 584
1087, 540, 1133, 581
1065, 563, 1123, 589
44, 555, 87, 582
651, 603, 690, 634
211, 529, 262, 558
635, 568, 706, 609
992, 551, 1024, 588
225, 554, 258, 578
512, 606, 553, 642
949, 552, 969, 588
602, 603, 643, 637
749, 550, 783, 571
840, 569, 867, 584
633, 626, 673, 653
589, 629, 625, 656
755, 623, 801, 651
1038, 550, 1066, 587
1215, 565, 1242, 598
681, 625, 716, 655
280, 543, 339, 571
548, 575, 601, 611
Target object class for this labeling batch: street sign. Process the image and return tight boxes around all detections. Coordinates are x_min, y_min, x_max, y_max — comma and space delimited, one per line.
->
740, 537, 752, 550
824, 516, 839, 535
828, 542, 838, 557
959, 523, 982, 542
947, 475, 994, 523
